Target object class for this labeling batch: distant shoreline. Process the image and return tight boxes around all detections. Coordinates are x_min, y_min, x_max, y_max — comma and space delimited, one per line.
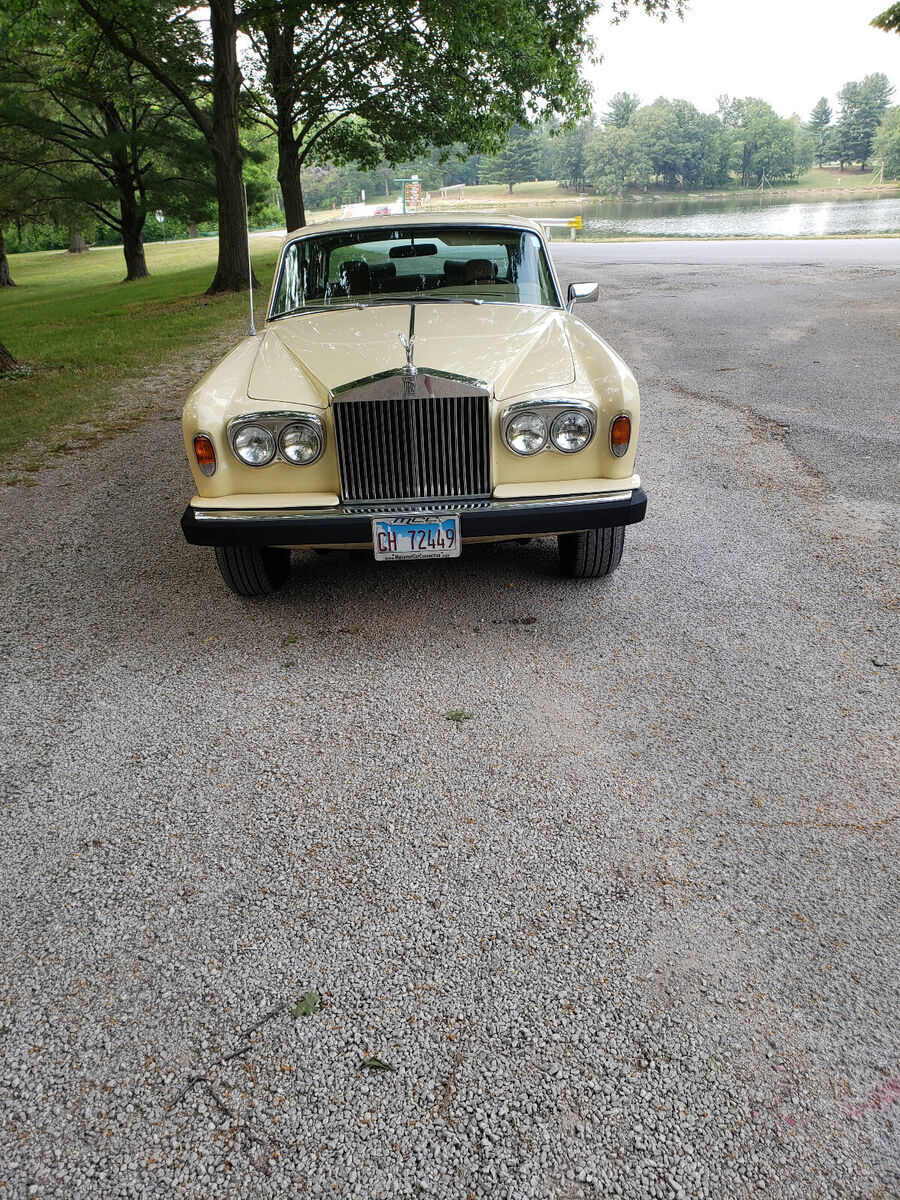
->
426, 184, 900, 210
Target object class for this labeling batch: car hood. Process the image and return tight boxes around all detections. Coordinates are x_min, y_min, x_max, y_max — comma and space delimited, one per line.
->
248, 302, 575, 404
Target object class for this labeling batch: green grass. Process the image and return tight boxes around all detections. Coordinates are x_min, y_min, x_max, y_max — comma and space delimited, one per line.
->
790, 166, 892, 190
0, 235, 282, 472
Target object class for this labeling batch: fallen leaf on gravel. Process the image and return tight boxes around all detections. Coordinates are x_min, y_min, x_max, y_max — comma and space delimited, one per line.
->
291, 990, 321, 1018
360, 1056, 396, 1072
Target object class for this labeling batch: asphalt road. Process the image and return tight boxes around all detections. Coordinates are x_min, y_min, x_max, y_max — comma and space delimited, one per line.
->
553, 237, 900, 267
0, 241, 897, 1199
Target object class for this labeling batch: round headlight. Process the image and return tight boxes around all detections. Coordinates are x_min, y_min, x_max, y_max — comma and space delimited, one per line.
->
233, 424, 276, 466
550, 409, 594, 453
505, 411, 547, 456
279, 422, 323, 465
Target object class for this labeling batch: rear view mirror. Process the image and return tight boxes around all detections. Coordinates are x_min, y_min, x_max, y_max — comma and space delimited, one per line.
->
567, 282, 599, 311
389, 244, 438, 259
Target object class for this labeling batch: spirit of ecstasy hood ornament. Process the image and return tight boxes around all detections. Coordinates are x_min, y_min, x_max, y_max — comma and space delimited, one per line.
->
398, 332, 417, 375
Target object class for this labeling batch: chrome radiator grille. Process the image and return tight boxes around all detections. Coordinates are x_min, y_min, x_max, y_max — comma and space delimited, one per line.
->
333, 391, 491, 503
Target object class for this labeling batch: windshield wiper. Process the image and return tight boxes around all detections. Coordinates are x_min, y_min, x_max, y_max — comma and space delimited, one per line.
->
271, 295, 492, 320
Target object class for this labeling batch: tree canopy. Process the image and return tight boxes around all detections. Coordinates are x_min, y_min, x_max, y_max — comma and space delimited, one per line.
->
0, 5, 211, 280
834, 73, 895, 169
242, 0, 602, 230
872, 2, 900, 33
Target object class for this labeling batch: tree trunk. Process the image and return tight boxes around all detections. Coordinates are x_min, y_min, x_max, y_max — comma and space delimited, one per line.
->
277, 128, 305, 231
98, 99, 150, 281
121, 200, 149, 281
0, 341, 18, 373
121, 214, 150, 282
68, 227, 90, 253
188, 220, 199, 238
207, 150, 258, 293
0, 228, 14, 287
206, 0, 256, 293
264, 16, 306, 232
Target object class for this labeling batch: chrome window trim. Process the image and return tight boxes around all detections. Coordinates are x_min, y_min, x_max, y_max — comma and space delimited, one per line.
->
267, 222, 564, 321
227, 411, 325, 467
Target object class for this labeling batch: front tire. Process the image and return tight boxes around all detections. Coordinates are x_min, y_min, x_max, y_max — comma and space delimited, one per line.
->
214, 545, 290, 596
558, 526, 625, 579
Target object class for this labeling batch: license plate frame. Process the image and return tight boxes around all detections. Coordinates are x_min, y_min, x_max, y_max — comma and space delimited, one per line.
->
372, 514, 461, 561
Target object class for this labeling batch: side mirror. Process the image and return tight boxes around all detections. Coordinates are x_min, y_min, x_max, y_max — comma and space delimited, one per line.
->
567, 282, 599, 312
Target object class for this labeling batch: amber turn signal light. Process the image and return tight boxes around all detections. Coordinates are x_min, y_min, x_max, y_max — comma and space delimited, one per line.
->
609, 414, 631, 458
193, 433, 217, 476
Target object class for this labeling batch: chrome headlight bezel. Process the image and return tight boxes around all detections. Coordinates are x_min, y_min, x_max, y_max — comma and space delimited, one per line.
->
501, 400, 596, 456
504, 410, 548, 456
550, 409, 594, 454
279, 421, 324, 466
232, 423, 276, 467
228, 411, 326, 467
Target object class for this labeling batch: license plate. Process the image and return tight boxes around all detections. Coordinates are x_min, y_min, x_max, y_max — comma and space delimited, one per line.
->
372, 514, 461, 561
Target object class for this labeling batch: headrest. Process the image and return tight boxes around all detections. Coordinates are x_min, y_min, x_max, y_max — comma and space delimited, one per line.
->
339, 259, 371, 295
463, 258, 496, 284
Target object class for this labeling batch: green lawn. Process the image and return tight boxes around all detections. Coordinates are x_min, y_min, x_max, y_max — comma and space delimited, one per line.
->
0, 236, 282, 475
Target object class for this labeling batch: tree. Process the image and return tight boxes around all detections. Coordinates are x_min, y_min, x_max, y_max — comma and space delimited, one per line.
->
548, 120, 594, 190
0, 230, 14, 287
871, 106, 900, 176
73, 0, 255, 293
242, 0, 603, 230
585, 125, 650, 193
717, 96, 798, 185
0, 15, 209, 281
629, 98, 722, 189
0, 341, 19, 373
0, 131, 49, 286
605, 91, 640, 128
482, 125, 542, 193
835, 73, 895, 169
808, 97, 832, 167
791, 116, 815, 179
872, 2, 900, 33
629, 99, 682, 186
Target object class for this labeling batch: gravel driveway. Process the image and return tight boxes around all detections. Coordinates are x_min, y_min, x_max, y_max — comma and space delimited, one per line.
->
1, 242, 897, 1199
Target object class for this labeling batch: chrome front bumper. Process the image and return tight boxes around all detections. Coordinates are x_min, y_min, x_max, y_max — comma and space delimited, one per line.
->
182, 489, 647, 548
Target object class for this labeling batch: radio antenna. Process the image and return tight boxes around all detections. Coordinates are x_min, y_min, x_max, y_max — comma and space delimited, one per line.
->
244, 183, 256, 336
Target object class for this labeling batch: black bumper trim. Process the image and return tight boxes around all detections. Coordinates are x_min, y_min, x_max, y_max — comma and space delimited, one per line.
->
181, 489, 648, 548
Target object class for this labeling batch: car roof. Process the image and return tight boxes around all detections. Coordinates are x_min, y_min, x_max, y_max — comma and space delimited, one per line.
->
281, 211, 549, 244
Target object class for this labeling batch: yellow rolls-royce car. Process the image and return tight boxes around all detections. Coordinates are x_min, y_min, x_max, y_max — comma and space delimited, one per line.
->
181, 214, 646, 596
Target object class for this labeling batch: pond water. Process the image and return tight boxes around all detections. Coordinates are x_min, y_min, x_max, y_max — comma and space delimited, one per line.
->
514, 192, 900, 239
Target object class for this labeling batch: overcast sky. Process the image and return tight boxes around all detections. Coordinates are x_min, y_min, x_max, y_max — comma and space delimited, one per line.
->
586, 0, 899, 121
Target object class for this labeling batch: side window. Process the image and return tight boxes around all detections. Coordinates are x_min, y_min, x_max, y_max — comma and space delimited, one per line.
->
275, 244, 301, 313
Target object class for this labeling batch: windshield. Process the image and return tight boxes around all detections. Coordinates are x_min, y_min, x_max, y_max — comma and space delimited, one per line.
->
270, 225, 559, 317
